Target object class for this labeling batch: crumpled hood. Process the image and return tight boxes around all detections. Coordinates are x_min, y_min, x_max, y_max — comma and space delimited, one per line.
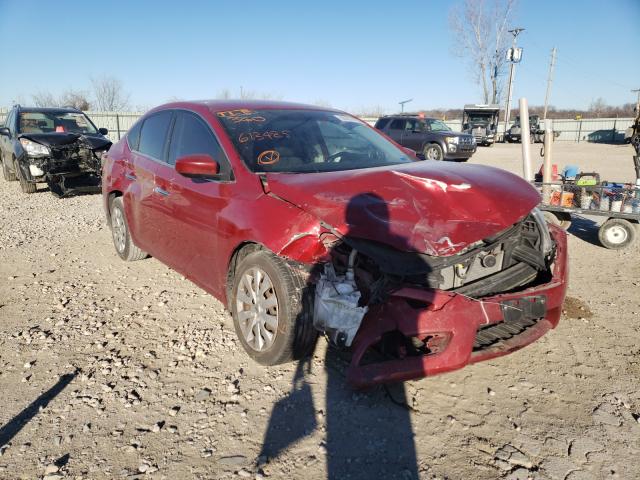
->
19, 133, 111, 150
265, 162, 540, 256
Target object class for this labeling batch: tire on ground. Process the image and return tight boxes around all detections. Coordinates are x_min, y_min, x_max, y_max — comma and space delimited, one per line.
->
109, 196, 148, 261
230, 249, 317, 366
598, 218, 636, 250
16, 162, 36, 193
423, 143, 444, 161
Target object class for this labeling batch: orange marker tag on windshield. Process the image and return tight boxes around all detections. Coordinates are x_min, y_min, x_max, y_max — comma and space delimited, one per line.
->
257, 150, 280, 165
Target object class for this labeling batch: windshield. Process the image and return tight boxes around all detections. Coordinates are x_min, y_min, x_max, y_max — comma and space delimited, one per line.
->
18, 111, 98, 135
425, 119, 452, 132
217, 109, 413, 173
467, 114, 493, 123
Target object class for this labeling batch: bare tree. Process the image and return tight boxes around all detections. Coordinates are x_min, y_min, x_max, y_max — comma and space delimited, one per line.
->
60, 89, 91, 110
32, 91, 59, 107
91, 75, 131, 111
238, 88, 283, 101
216, 88, 232, 100
450, 0, 516, 104
32, 89, 91, 110
589, 97, 607, 118
354, 105, 387, 118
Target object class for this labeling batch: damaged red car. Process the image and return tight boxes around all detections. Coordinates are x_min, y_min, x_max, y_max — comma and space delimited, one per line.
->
102, 101, 568, 387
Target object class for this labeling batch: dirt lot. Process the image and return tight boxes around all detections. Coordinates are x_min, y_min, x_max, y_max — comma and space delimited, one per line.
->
1, 142, 639, 480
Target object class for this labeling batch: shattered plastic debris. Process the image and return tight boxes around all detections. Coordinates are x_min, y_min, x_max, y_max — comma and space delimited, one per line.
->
313, 262, 368, 347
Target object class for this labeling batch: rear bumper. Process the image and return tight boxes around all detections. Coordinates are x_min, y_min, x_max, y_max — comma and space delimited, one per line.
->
347, 226, 568, 388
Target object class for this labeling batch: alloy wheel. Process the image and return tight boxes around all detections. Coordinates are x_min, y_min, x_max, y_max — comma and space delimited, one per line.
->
111, 207, 127, 253
235, 267, 279, 351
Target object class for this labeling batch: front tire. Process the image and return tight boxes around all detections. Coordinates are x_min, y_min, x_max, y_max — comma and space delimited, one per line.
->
231, 250, 317, 366
109, 196, 147, 261
423, 143, 444, 161
598, 218, 636, 250
16, 162, 36, 193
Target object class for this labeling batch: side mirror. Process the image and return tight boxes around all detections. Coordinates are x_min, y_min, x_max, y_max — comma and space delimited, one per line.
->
0, 127, 10, 137
175, 154, 220, 179
99, 127, 109, 135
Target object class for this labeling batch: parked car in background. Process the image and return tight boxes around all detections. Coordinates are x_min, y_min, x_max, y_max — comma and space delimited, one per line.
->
462, 104, 500, 146
0, 105, 111, 196
103, 100, 567, 387
374, 114, 476, 161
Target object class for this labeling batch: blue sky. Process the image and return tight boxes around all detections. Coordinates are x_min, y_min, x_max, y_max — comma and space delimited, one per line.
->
0, 0, 638, 113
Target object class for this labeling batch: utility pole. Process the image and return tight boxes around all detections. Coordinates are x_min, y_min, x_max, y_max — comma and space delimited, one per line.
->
632, 89, 640, 111
502, 28, 524, 140
543, 47, 557, 121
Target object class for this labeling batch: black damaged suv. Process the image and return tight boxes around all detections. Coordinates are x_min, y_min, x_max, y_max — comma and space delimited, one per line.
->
0, 106, 111, 196
375, 115, 476, 161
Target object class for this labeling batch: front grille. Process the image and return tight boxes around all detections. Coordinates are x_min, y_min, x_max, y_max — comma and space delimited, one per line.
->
473, 316, 540, 351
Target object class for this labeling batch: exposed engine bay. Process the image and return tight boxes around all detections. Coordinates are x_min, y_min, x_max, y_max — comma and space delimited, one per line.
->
313, 209, 556, 350
19, 133, 111, 197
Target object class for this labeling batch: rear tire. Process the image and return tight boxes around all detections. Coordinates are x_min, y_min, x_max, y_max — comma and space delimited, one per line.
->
423, 143, 444, 161
109, 196, 148, 261
230, 250, 317, 366
16, 162, 36, 193
598, 218, 636, 250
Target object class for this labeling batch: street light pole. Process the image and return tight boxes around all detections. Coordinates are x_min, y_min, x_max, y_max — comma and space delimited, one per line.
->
399, 98, 413, 113
502, 28, 524, 140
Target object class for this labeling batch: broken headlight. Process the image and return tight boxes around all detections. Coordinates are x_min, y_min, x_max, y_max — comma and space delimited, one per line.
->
531, 207, 553, 256
19, 138, 50, 157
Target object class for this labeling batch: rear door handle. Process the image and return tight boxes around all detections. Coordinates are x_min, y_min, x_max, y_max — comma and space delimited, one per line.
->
153, 186, 169, 197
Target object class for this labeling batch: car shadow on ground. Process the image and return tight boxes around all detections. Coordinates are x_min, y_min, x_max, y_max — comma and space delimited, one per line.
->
259, 192, 427, 479
0, 371, 77, 447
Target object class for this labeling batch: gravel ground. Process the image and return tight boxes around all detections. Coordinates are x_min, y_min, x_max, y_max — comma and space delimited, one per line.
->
0, 143, 639, 480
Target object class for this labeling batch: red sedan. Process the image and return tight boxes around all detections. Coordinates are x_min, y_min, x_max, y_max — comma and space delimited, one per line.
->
102, 101, 568, 387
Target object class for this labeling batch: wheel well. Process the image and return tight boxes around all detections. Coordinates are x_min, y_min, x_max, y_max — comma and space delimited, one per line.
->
225, 242, 264, 307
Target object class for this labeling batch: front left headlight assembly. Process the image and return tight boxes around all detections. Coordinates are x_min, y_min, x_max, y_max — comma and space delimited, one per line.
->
445, 136, 459, 145
19, 138, 51, 157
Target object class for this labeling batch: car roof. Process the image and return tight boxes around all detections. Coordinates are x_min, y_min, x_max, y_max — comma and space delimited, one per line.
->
147, 99, 342, 116
17, 106, 83, 114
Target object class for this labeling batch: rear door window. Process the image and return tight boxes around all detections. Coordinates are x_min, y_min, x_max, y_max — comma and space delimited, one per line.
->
138, 111, 173, 161
389, 119, 406, 130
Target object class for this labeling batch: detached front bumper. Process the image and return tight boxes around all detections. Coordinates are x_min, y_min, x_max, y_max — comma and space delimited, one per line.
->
347, 226, 568, 388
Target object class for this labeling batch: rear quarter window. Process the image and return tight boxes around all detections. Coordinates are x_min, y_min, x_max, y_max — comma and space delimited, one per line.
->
374, 118, 391, 130
127, 121, 142, 151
